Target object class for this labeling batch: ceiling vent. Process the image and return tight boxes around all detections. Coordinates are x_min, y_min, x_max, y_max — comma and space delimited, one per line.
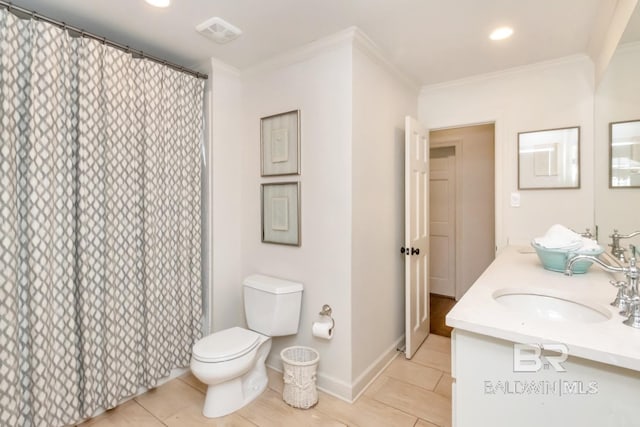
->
196, 17, 242, 44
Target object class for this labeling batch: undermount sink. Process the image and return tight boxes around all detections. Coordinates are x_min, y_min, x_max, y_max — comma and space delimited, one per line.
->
494, 290, 611, 323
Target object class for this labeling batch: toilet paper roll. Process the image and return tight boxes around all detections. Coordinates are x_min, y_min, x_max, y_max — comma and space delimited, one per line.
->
312, 317, 334, 340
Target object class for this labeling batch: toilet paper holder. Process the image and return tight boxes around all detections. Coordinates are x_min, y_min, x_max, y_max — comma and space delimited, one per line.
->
319, 304, 335, 328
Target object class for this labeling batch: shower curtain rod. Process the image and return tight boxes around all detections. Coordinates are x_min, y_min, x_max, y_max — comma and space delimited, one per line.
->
0, 0, 208, 80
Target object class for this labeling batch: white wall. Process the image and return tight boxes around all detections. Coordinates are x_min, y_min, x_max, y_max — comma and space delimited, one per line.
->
419, 56, 595, 248
239, 38, 355, 397
351, 38, 418, 396
594, 42, 640, 240
209, 60, 245, 332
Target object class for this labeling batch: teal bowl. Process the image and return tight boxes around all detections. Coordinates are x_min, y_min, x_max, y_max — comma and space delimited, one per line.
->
531, 241, 604, 274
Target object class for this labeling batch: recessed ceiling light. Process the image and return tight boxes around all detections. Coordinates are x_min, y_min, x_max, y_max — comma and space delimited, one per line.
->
145, 0, 170, 8
489, 27, 513, 41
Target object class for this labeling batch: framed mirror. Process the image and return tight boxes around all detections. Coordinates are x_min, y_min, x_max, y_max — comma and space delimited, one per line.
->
518, 126, 580, 190
610, 119, 640, 188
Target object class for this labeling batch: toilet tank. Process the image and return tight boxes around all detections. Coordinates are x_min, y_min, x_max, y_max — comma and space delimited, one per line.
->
243, 274, 303, 337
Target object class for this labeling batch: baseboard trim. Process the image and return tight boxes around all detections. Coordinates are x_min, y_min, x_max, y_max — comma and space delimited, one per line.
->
267, 335, 404, 402
266, 353, 354, 402
351, 335, 404, 401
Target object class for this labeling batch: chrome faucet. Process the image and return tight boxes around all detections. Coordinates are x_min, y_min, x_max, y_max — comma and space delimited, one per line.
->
580, 228, 594, 240
609, 230, 640, 263
565, 245, 640, 328
571, 227, 597, 240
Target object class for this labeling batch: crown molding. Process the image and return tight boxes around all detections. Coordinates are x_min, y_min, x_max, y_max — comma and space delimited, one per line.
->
615, 40, 640, 54
241, 27, 357, 78
210, 58, 241, 77
350, 27, 420, 92
420, 54, 593, 95
240, 26, 419, 91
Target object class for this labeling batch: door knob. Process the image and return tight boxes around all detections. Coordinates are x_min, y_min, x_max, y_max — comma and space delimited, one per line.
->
401, 247, 421, 255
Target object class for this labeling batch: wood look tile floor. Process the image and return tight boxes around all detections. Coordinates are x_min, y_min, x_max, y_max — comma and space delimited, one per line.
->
77, 335, 452, 427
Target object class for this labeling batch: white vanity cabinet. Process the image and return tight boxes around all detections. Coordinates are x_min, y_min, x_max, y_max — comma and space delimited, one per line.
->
447, 247, 640, 427
451, 329, 640, 427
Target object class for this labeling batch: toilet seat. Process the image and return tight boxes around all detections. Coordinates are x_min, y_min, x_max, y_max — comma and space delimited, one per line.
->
193, 327, 262, 363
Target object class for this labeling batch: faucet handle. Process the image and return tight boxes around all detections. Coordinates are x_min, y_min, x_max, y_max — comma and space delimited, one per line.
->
623, 296, 640, 328
609, 230, 627, 262
580, 228, 593, 239
610, 280, 630, 312
610, 280, 627, 289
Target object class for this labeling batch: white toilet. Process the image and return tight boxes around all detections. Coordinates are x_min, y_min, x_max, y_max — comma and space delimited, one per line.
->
191, 274, 303, 418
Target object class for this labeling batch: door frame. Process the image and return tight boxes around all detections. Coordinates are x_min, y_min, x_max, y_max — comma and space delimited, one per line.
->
429, 140, 463, 300
428, 119, 501, 252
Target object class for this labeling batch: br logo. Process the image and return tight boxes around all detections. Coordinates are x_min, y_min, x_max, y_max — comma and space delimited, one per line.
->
513, 343, 568, 372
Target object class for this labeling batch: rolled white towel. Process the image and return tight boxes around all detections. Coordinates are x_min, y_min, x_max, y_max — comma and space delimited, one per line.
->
579, 237, 601, 252
533, 224, 583, 249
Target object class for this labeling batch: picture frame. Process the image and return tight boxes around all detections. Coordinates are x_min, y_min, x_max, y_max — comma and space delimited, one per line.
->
610, 119, 640, 188
261, 182, 301, 246
517, 126, 580, 190
261, 110, 300, 176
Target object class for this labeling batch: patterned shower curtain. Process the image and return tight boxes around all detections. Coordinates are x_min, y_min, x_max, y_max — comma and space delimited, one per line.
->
0, 9, 204, 427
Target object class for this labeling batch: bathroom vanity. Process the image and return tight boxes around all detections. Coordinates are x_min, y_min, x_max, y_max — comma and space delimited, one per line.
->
446, 247, 640, 427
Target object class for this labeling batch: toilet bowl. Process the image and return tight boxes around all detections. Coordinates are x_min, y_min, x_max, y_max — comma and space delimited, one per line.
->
190, 274, 303, 418
191, 327, 272, 418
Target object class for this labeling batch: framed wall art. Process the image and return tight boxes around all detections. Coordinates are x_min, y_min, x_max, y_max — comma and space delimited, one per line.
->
261, 110, 300, 176
518, 126, 580, 190
261, 182, 300, 246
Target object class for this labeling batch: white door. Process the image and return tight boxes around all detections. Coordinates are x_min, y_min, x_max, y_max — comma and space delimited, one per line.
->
429, 146, 456, 297
404, 116, 430, 359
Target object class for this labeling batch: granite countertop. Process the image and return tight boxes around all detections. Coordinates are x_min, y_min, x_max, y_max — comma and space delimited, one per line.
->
446, 246, 640, 372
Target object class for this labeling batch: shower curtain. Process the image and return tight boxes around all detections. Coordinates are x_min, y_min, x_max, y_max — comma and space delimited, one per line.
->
0, 9, 203, 426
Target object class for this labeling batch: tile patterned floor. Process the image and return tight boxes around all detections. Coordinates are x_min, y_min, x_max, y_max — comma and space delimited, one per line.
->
77, 335, 452, 427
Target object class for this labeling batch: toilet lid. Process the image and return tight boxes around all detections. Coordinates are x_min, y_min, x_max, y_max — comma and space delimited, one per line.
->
193, 327, 262, 363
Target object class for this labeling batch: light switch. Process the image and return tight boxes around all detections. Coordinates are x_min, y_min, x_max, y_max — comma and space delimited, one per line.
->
510, 192, 521, 207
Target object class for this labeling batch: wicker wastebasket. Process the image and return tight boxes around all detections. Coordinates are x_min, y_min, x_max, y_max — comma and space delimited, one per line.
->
280, 346, 320, 409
